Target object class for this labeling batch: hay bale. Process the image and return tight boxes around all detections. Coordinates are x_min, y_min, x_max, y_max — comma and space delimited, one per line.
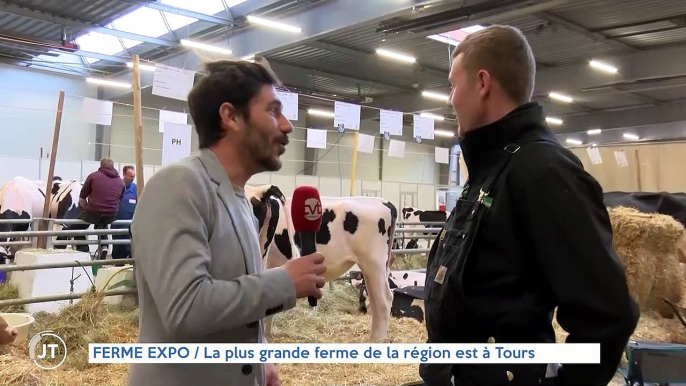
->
0, 283, 24, 313
608, 207, 684, 317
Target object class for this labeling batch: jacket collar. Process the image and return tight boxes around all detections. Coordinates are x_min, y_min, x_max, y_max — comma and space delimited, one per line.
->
458, 102, 553, 175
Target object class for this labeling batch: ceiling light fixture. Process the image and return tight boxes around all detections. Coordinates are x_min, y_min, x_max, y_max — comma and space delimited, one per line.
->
421, 91, 449, 101
308, 109, 335, 118
420, 112, 445, 121
434, 129, 455, 137
247, 15, 302, 33
589, 60, 618, 74
86, 77, 131, 89
546, 117, 563, 125
180, 39, 232, 55
549, 92, 573, 103
587, 129, 602, 135
566, 138, 582, 145
623, 133, 639, 140
376, 49, 416, 63
126, 62, 156, 72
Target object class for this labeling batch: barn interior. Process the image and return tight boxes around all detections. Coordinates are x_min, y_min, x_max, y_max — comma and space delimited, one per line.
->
1, 0, 686, 385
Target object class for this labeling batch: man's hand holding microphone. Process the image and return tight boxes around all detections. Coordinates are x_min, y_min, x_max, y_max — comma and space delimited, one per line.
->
282, 186, 326, 303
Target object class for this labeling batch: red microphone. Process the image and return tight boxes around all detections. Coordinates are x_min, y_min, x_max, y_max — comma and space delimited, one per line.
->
290, 186, 323, 307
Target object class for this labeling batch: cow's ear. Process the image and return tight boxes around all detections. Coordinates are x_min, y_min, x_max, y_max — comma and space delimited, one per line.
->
266, 185, 286, 204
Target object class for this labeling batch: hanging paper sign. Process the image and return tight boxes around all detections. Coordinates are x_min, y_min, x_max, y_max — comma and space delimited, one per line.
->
162, 122, 192, 165
152, 64, 195, 101
334, 101, 361, 130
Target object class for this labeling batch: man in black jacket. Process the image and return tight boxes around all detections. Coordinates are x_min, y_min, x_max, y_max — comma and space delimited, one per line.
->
419, 25, 639, 386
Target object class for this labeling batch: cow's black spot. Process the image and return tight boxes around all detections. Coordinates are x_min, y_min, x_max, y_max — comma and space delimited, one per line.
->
251, 197, 267, 230
316, 209, 336, 245
388, 277, 398, 290
378, 218, 386, 235
343, 212, 358, 235
384, 202, 398, 223
262, 199, 280, 258
402, 207, 414, 220
294, 232, 303, 252
274, 229, 293, 260
403, 273, 408, 280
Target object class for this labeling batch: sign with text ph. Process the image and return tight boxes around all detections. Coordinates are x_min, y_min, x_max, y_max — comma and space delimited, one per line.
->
152, 64, 195, 101
162, 122, 192, 165
90, 343, 599, 364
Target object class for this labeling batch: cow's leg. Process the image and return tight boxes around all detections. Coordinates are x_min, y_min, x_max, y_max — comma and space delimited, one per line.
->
356, 256, 393, 342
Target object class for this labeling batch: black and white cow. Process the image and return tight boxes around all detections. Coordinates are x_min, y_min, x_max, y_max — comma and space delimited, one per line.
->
246, 185, 398, 342
0, 176, 62, 258
396, 206, 449, 249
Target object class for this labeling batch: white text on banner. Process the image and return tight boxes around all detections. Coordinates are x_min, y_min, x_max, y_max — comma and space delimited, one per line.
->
162, 122, 192, 165
89, 343, 600, 364
334, 101, 361, 131
306, 129, 327, 149
277, 91, 299, 121
380, 110, 403, 136
152, 64, 195, 101
82, 98, 113, 126
413, 115, 435, 140
159, 110, 188, 133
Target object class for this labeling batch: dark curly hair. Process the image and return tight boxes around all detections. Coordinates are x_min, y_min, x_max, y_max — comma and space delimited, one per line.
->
188, 60, 280, 149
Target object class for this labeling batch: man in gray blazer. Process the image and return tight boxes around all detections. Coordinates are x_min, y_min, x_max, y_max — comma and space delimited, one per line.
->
128, 60, 327, 386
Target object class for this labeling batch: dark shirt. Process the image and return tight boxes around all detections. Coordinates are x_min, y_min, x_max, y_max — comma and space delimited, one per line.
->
420, 102, 639, 386
80, 166, 125, 215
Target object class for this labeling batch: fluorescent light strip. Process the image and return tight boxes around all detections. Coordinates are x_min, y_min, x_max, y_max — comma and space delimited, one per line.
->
420, 112, 445, 121
308, 109, 335, 118
434, 129, 455, 137
180, 39, 232, 55
126, 62, 156, 72
376, 49, 416, 63
247, 15, 301, 33
587, 129, 602, 135
589, 60, 618, 74
549, 92, 573, 103
566, 138, 582, 145
546, 117, 563, 125
421, 90, 449, 101
623, 133, 639, 140
86, 77, 131, 89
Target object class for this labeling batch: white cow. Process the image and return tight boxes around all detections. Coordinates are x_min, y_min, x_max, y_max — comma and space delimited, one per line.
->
246, 185, 398, 342
396, 206, 449, 250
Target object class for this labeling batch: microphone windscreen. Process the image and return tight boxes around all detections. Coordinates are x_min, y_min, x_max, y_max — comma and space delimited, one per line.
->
291, 186, 322, 232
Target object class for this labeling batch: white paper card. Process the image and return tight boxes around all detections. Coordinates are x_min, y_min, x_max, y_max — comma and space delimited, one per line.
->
587, 147, 602, 164
388, 139, 405, 158
152, 64, 196, 101
158, 110, 188, 133
334, 101, 361, 131
162, 122, 192, 165
413, 115, 435, 139
81, 97, 113, 125
435, 147, 450, 164
306, 129, 327, 149
614, 150, 628, 167
277, 91, 299, 121
357, 133, 375, 153
380, 110, 403, 136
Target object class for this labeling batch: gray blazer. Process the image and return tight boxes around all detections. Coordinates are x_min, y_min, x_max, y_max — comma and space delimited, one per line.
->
127, 148, 297, 386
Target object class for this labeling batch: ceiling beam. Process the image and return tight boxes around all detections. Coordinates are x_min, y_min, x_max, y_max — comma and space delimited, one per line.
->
535, 11, 639, 52
0, 2, 178, 46
119, 0, 233, 25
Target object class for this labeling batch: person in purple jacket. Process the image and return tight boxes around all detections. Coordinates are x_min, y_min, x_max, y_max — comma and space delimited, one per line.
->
69, 157, 125, 257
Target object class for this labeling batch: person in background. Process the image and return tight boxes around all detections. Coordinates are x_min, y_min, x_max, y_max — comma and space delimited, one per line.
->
112, 165, 136, 262
0, 315, 17, 345
73, 157, 125, 258
419, 25, 639, 386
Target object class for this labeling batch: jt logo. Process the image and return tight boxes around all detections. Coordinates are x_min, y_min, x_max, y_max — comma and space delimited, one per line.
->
29, 331, 67, 370
38, 343, 59, 359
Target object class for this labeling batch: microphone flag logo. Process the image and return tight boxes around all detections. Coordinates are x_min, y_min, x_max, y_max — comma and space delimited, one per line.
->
304, 198, 322, 221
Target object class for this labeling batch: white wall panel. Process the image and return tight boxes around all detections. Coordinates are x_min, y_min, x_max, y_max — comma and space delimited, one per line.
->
381, 182, 400, 207
418, 184, 437, 210
270, 174, 296, 197
0, 157, 39, 182
39, 160, 82, 181
295, 175, 319, 189
319, 177, 342, 197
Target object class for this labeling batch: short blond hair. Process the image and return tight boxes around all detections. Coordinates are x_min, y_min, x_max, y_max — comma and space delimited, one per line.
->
452, 25, 536, 104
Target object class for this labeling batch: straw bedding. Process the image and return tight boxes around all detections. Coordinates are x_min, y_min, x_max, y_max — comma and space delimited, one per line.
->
607, 206, 685, 317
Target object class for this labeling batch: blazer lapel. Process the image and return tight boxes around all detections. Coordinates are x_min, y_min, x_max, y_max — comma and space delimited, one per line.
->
197, 148, 258, 275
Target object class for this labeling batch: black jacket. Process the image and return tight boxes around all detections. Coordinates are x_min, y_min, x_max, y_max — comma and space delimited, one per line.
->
419, 103, 639, 386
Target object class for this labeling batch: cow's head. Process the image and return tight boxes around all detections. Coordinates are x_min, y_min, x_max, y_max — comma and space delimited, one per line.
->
402, 207, 418, 221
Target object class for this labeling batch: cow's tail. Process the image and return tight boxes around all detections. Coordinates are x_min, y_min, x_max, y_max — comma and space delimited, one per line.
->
386, 202, 397, 271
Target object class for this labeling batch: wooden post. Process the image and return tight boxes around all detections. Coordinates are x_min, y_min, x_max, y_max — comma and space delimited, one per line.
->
37, 91, 65, 249
349, 131, 359, 196
132, 55, 145, 198
635, 149, 642, 192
